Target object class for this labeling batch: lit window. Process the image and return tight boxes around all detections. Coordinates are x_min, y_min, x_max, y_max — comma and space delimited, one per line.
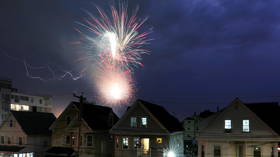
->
133, 137, 140, 149
10, 104, 15, 110
22, 105, 29, 111
130, 117, 137, 127
225, 120, 231, 131
141, 117, 147, 127
122, 137, 129, 149
156, 138, 162, 144
243, 120, 250, 132
10, 104, 29, 111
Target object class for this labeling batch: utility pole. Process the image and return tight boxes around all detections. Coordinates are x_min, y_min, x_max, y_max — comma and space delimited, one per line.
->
73, 93, 86, 157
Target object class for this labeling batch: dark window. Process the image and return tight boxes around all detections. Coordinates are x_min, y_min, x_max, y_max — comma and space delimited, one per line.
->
20, 96, 29, 101
1, 136, 4, 144
15, 96, 19, 103
271, 147, 274, 157
9, 120, 13, 127
115, 136, 119, 148
79, 136, 82, 145
201, 145, 205, 157
7, 137, 11, 144
18, 137, 23, 145
43, 141, 48, 146
66, 116, 71, 125
87, 135, 93, 146
254, 146, 261, 157
66, 136, 70, 144
39, 99, 42, 104
214, 145, 221, 157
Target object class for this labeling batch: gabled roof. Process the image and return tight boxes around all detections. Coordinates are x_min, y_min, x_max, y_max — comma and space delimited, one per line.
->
245, 102, 280, 135
11, 111, 56, 136
138, 99, 183, 133
72, 102, 119, 130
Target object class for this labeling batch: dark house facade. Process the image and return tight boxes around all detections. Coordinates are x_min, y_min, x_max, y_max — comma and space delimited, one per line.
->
48, 102, 118, 157
110, 99, 184, 157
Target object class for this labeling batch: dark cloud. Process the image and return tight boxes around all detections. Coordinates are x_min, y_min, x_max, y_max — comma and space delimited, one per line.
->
1, 0, 280, 119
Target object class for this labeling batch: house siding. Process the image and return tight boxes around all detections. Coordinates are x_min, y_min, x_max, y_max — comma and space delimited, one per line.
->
198, 99, 280, 157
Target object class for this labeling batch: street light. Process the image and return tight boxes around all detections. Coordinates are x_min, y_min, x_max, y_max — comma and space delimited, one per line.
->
167, 151, 176, 157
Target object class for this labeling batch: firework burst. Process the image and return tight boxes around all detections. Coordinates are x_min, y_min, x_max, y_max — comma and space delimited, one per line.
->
78, 4, 150, 105
79, 4, 150, 70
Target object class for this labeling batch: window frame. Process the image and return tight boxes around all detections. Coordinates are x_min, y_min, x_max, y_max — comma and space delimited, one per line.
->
130, 117, 137, 128
224, 120, 232, 133
65, 135, 71, 145
242, 120, 250, 133
133, 137, 140, 149
122, 137, 129, 149
18, 137, 23, 145
214, 145, 221, 157
86, 135, 93, 147
9, 120, 13, 127
0, 136, 4, 144
141, 117, 148, 127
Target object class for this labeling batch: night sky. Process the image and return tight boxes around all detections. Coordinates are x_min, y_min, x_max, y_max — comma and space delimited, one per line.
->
1, 0, 280, 119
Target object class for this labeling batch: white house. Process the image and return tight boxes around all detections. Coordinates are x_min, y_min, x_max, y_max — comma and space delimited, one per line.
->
197, 98, 280, 157
0, 111, 56, 157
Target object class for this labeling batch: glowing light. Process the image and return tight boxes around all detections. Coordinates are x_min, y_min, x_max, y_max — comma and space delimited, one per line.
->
109, 83, 123, 100
104, 32, 118, 59
167, 151, 176, 157
94, 66, 132, 104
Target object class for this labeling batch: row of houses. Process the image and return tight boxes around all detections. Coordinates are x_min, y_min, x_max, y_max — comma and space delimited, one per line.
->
0, 98, 279, 157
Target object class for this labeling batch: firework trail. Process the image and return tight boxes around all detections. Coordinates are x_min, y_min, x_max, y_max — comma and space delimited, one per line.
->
78, 3, 151, 104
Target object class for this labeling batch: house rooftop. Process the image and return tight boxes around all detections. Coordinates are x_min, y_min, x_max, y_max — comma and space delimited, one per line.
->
11, 111, 56, 135
72, 102, 119, 130
138, 99, 184, 133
